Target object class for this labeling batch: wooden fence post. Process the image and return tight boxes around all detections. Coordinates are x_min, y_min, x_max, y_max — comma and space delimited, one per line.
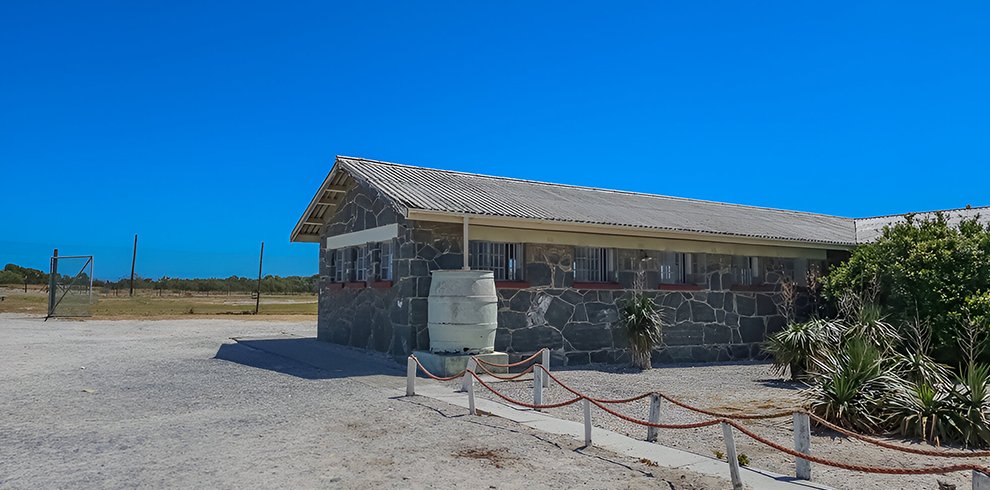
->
406, 357, 416, 396
721, 422, 744, 490
974, 470, 990, 490
583, 398, 592, 446
541, 348, 550, 386
646, 393, 662, 442
533, 364, 543, 409
793, 412, 812, 480
461, 358, 477, 392
467, 374, 476, 415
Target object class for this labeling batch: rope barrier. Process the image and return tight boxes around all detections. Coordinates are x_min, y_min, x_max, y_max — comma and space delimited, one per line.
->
409, 355, 467, 382
725, 419, 990, 477
468, 371, 583, 409
805, 412, 990, 458
410, 353, 990, 480
474, 362, 536, 381
473, 349, 545, 369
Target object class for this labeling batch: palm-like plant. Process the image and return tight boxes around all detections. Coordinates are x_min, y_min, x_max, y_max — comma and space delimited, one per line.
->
804, 338, 898, 433
886, 382, 954, 445
948, 363, 990, 448
619, 293, 667, 370
764, 319, 842, 380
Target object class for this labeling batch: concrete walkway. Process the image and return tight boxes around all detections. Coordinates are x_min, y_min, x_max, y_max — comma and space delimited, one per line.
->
235, 335, 832, 490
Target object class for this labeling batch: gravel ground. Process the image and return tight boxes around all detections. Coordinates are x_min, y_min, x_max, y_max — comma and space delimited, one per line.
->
0, 314, 726, 489
453, 361, 981, 490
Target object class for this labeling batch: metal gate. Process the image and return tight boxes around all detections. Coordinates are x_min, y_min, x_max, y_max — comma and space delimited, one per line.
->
47, 253, 94, 319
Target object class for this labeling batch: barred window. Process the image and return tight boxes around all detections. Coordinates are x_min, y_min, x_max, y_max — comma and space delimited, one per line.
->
331, 249, 345, 282
684, 252, 708, 285
730, 256, 760, 286
376, 241, 393, 281
573, 247, 614, 282
658, 251, 684, 284
354, 245, 368, 282
469, 242, 524, 281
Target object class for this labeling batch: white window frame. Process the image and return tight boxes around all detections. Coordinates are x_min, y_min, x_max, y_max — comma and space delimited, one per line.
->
376, 240, 393, 281
573, 247, 614, 283
659, 251, 685, 284
469, 241, 524, 281
684, 252, 708, 285
355, 244, 368, 282
332, 249, 345, 283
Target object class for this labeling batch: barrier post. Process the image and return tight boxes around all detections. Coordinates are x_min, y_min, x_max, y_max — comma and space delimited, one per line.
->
541, 348, 550, 387
406, 357, 416, 396
721, 422, 743, 490
793, 412, 811, 480
583, 398, 592, 446
461, 358, 477, 392
974, 470, 990, 490
646, 393, 662, 442
533, 364, 543, 409
467, 373, 476, 415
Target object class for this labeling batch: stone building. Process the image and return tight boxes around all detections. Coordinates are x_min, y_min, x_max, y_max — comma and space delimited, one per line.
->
289, 156, 976, 366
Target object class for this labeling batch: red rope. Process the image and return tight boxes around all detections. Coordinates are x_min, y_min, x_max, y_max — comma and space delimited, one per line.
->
725, 419, 990, 476
473, 349, 545, 368
409, 355, 467, 382
805, 412, 990, 458
474, 362, 535, 381
468, 371, 583, 409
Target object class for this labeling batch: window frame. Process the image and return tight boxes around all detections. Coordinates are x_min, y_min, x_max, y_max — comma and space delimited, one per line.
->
573, 246, 614, 283
469, 241, 524, 281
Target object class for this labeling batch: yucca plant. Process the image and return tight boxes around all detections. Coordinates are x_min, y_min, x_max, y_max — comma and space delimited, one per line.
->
764, 319, 842, 380
619, 292, 667, 370
891, 350, 952, 387
948, 363, 990, 448
804, 338, 897, 433
886, 382, 954, 445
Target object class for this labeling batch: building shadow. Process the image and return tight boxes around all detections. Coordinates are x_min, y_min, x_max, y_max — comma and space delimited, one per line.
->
214, 337, 403, 380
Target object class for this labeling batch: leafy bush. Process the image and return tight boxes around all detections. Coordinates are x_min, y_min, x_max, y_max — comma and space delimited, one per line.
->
618, 292, 666, 370
948, 363, 990, 448
824, 213, 990, 364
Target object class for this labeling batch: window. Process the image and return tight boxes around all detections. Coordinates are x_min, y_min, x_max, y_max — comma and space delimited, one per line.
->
469, 241, 524, 281
331, 249, 345, 282
354, 245, 368, 282
730, 256, 760, 286
573, 247, 614, 282
684, 253, 708, 285
659, 251, 684, 284
375, 241, 393, 281
765, 257, 808, 286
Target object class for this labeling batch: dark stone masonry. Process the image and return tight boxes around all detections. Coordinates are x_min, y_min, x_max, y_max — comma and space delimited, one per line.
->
318, 178, 801, 366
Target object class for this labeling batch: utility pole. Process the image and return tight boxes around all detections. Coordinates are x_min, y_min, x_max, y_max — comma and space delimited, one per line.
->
47, 248, 58, 319
255, 241, 264, 315
129, 234, 138, 297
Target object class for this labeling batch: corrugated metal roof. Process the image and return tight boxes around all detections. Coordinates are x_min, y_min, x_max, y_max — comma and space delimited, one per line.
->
337, 156, 859, 246
854, 206, 990, 243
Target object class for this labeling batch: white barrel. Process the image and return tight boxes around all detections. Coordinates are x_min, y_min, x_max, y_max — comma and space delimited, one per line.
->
427, 270, 498, 354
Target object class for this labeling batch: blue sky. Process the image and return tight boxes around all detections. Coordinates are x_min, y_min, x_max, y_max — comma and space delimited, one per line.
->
1, 2, 988, 279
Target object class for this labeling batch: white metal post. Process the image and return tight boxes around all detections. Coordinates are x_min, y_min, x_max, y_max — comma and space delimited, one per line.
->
793, 412, 812, 480
646, 394, 662, 442
583, 398, 592, 446
541, 348, 550, 387
533, 365, 543, 409
406, 357, 416, 396
721, 422, 743, 490
467, 374, 476, 415
974, 470, 990, 490
461, 358, 477, 392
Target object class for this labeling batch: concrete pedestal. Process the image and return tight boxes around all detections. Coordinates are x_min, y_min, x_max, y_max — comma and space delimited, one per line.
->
412, 351, 508, 377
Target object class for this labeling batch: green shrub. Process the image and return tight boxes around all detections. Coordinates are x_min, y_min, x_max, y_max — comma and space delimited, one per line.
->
824, 213, 990, 364
886, 382, 954, 445
804, 338, 898, 433
948, 363, 990, 448
618, 292, 667, 370
764, 319, 842, 380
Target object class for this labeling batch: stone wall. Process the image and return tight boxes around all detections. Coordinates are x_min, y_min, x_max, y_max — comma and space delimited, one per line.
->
317, 175, 803, 365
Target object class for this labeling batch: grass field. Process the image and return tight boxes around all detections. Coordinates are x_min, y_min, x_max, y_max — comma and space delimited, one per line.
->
0, 286, 316, 319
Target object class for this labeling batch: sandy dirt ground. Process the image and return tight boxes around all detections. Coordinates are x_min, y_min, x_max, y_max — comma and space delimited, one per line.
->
0, 314, 725, 489
457, 361, 983, 490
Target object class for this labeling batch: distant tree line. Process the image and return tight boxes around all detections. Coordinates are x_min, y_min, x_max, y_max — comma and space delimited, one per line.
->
1, 263, 317, 294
